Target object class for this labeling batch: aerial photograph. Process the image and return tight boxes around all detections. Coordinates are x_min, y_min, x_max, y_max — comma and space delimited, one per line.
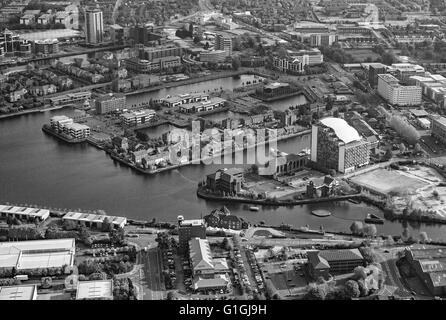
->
1, 0, 446, 310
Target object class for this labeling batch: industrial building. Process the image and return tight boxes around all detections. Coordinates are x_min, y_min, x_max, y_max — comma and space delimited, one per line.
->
311, 117, 370, 173
0, 238, 75, 270
62, 212, 127, 229
0, 204, 50, 221
0, 285, 37, 300
76, 280, 113, 300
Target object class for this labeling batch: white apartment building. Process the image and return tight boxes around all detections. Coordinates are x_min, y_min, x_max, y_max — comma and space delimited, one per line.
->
377, 73, 422, 106
121, 109, 156, 126
63, 123, 90, 139
50, 115, 73, 133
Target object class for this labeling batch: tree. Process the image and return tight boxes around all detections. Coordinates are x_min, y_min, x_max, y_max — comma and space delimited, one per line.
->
383, 149, 393, 161
305, 283, 327, 300
385, 235, 395, 246
102, 217, 114, 232
354, 266, 367, 280
402, 227, 410, 240
167, 291, 177, 300
232, 57, 241, 71
414, 143, 422, 153
363, 224, 377, 238
350, 221, 364, 236
63, 219, 78, 231
359, 246, 378, 264
382, 52, 396, 65
344, 280, 360, 299
399, 143, 406, 153
389, 115, 420, 144
419, 231, 429, 244
357, 279, 368, 297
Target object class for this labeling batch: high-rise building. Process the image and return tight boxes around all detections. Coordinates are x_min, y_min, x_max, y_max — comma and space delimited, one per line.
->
177, 216, 206, 253
309, 33, 337, 47
109, 24, 124, 45
85, 8, 103, 45
215, 33, 232, 57
377, 73, 422, 106
311, 117, 370, 173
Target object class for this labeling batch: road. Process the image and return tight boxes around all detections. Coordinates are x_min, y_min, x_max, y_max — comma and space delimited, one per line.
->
111, 0, 123, 24
375, 250, 411, 298
140, 247, 165, 300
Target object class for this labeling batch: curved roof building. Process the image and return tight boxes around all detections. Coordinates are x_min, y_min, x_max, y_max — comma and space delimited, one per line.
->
319, 117, 361, 144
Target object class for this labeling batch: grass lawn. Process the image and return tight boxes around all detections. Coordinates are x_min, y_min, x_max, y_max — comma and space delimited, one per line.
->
350, 168, 428, 195
346, 49, 381, 62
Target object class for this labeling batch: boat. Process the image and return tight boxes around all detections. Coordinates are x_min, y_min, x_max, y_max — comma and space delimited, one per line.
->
311, 210, 332, 217
348, 198, 361, 204
249, 206, 259, 212
365, 213, 384, 224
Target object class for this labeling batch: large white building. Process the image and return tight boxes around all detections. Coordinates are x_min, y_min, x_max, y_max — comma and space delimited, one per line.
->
85, 8, 103, 44
76, 280, 113, 300
121, 109, 156, 126
311, 117, 370, 173
377, 73, 422, 106
0, 238, 75, 270
62, 212, 127, 229
0, 285, 37, 300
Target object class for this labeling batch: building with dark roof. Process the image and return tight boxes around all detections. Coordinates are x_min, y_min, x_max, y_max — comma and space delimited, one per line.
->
206, 168, 244, 195
406, 246, 446, 295
307, 249, 365, 278
203, 206, 246, 230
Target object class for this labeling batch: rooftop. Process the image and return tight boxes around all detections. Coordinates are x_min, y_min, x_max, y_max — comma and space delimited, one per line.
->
432, 116, 446, 128
76, 280, 113, 300
319, 117, 362, 144
62, 212, 127, 226
189, 238, 213, 271
0, 285, 37, 300
0, 204, 50, 219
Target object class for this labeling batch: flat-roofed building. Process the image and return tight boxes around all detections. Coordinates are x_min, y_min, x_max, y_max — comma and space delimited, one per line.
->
178, 217, 206, 253
368, 63, 387, 88
311, 117, 370, 173
50, 115, 73, 132
62, 212, 127, 229
0, 238, 75, 270
215, 33, 232, 57
121, 109, 155, 126
307, 249, 365, 278
0, 204, 50, 221
200, 50, 227, 63
179, 97, 226, 113
0, 285, 37, 300
377, 73, 422, 106
49, 91, 91, 106
432, 116, 446, 145
95, 93, 126, 114
161, 93, 209, 108
76, 280, 113, 300
63, 123, 90, 139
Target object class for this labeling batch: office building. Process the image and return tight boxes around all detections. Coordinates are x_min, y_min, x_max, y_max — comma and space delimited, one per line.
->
215, 33, 232, 57
377, 74, 422, 106
85, 8, 103, 45
125, 56, 181, 74
311, 117, 370, 173
110, 24, 124, 44
199, 50, 227, 63
432, 116, 446, 145
206, 168, 244, 194
64, 123, 91, 139
178, 216, 206, 253
368, 63, 387, 88
179, 97, 226, 114
310, 33, 337, 47
139, 45, 182, 61
307, 249, 365, 279
34, 39, 59, 55
121, 109, 156, 126
95, 93, 126, 114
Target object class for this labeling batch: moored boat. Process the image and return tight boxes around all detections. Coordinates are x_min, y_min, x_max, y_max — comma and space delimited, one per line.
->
365, 213, 384, 224
311, 210, 332, 217
249, 206, 259, 212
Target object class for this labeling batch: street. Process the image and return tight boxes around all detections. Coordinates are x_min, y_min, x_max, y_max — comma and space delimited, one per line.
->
140, 247, 165, 300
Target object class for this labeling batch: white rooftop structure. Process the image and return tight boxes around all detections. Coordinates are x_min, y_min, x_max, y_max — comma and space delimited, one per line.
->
0, 239, 75, 270
62, 212, 127, 228
320, 117, 362, 144
0, 285, 37, 300
0, 204, 50, 221
76, 280, 113, 300
180, 219, 205, 227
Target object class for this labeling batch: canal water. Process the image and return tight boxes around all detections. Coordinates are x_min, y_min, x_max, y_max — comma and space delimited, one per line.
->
1, 78, 446, 241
